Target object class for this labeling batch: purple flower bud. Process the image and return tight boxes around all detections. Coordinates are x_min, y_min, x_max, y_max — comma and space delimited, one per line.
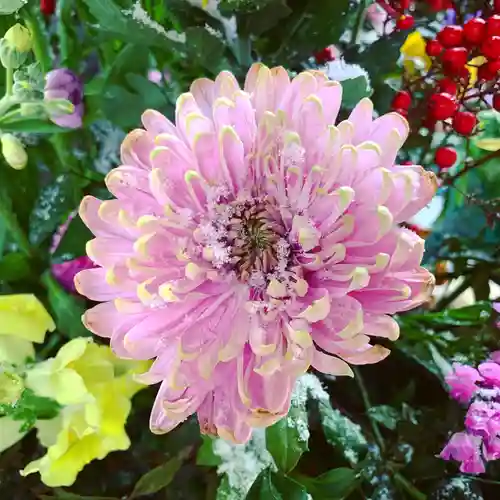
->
44, 68, 84, 129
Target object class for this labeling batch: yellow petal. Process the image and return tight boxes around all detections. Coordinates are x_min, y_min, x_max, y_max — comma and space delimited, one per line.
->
0, 294, 55, 343
0, 335, 34, 364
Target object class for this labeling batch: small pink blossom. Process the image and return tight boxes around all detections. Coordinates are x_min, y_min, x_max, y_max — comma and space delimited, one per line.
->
440, 432, 485, 474
76, 64, 436, 443
445, 363, 482, 403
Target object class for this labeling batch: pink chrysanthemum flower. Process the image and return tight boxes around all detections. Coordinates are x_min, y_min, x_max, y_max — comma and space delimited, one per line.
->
75, 64, 436, 443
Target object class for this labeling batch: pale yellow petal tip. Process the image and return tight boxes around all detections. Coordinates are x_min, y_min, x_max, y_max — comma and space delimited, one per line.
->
298, 294, 330, 323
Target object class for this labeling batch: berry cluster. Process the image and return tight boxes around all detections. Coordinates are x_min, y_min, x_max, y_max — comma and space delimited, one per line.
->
392, 10, 500, 170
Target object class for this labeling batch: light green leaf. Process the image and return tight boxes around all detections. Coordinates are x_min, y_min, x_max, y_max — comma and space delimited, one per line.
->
266, 397, 309, 473
0, 119, 71, 133
0, 0, 26, 15
475, 138, 500, 151
129, 456, 183, 498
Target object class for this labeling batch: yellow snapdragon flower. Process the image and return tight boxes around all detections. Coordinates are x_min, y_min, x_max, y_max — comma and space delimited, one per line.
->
0, 294, 55, 365
21, 338, 148, 487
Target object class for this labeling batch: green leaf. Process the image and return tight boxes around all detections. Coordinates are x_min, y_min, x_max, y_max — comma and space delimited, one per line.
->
236, 0, 292, 38
0, 388, 60, 432
185, 27, 227, 74
340, 75, 372, 110
216, 476, 240, 500
404, 302, 492, 328
317, 400, 368, 465
0, 251, 31, 282
246, 469, 308, 500
0, 0, 27, 15
196, 435, 222, 467
82, 0, 185, 49
0, 119, 71, 133
367, 405, 399, 431
51, 214, 93, 263
266, 396, 309, 473
29, 174, 81, 246
42, 273, 90, 339
40, 490, 118, 500
297, 468, 359, 500
129, 456, 183, 498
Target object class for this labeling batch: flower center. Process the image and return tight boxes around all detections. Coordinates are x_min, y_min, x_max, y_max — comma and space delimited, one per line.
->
200, 195, 290, 285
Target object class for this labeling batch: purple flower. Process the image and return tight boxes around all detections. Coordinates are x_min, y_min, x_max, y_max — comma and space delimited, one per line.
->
440, 432, 484, 474
44, 69, 84, 129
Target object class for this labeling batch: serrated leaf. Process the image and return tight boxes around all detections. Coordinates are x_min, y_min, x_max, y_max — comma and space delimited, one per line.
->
196, 435, 222, 467
317, 401, 368, 465
246, 469, 308, 500
367, 406, 399, 431
42, 273, 90, 339
129, 456, 183, 498
266, 397, 309, 473
297, 468, 359, 500
82, 0, 185, 49
29, 174, 81, 246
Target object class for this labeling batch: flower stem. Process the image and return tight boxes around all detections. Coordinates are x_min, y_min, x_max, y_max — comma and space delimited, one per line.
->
394, 472, 427, 500
353, 366, 385, 452
351, 0, 371, 45
5, 66, 13, 96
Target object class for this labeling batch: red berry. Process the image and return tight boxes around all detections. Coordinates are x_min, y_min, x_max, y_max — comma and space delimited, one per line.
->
314, 47, 335, 65
401, 161, 413, 165
442, 47, 468, 74
463, 18, 486, 45
481, 36, 500, 60
438, 25, 464, 47
437, 77, 457, 96
487, 60, 500, 79
392, 90, 412, 110
452, 111, 477, 136
435, 147, 457, 169
397, 15, 415, 30
428, 92, 457, 120
393, 108, 408, 118
427, 0, 444, 12
487, 15, 500, 37
426, 39, 443, 57
40, 0, 56, 15
493, 94, 500, 111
